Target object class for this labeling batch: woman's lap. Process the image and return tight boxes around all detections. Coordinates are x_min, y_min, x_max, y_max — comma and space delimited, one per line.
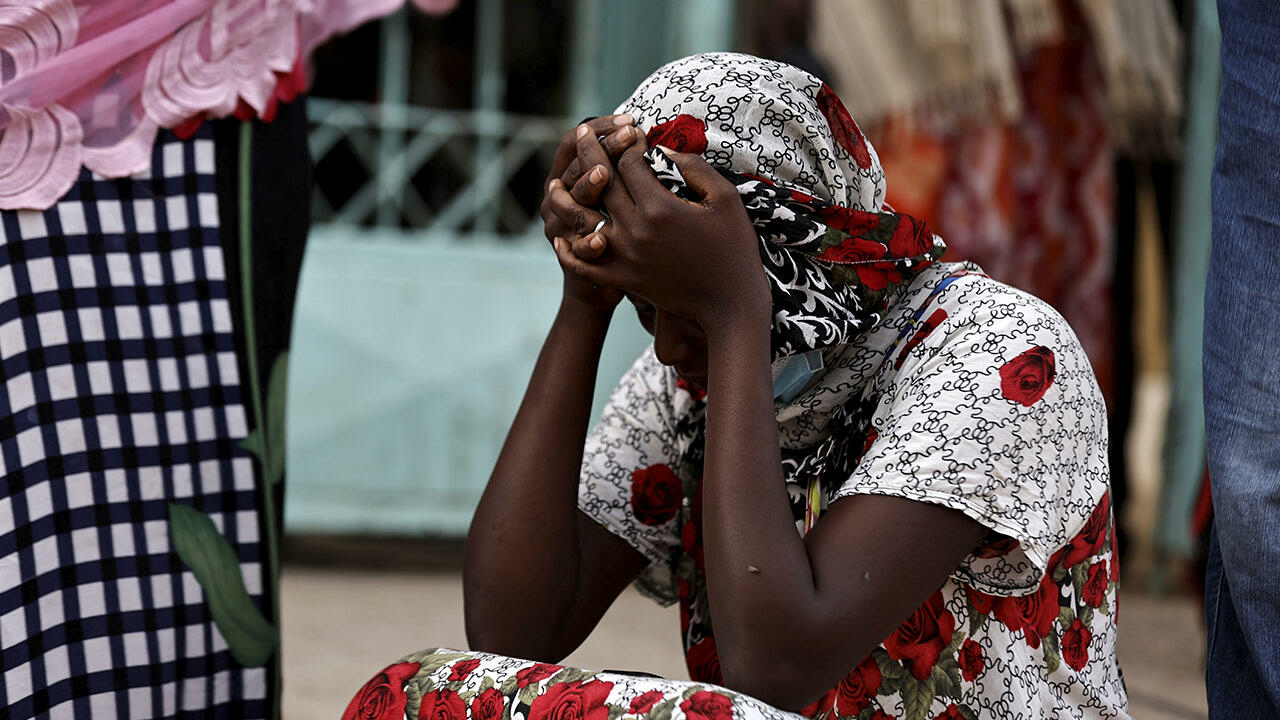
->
343, 648, 802, 720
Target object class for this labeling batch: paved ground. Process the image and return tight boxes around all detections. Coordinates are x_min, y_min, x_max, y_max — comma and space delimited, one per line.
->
280, 561, 1207, 719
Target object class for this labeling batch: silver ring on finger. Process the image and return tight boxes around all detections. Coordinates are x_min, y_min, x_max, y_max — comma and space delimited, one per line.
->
592, 218, 607, 234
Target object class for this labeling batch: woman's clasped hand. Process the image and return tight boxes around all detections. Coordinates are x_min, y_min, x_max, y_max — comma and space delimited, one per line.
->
541, 115, 771, 337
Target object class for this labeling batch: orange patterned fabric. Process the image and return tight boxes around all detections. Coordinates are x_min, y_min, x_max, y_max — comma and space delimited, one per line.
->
869, 17, 1115, 399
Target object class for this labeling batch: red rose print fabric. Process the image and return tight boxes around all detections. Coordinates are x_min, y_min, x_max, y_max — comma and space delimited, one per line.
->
579, 263, 1125, 719
999, 346, 1057, 406
342, 661, 421, 720
417, 689, 465, 720
616, 52, 946, 362
883, 591, 956, 681
631, 464, 683, 526
647, 114, 709, 155
343, 650, 789, 720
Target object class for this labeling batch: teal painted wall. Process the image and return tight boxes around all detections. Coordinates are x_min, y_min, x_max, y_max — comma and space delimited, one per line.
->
283, 229, 652, 535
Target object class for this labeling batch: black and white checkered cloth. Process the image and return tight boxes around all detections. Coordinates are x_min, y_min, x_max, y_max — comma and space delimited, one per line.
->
1, 126, 269, 718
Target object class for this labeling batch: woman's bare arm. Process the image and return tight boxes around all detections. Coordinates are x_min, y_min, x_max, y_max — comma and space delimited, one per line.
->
554, 135, 987, 710
463, 116, 648, 661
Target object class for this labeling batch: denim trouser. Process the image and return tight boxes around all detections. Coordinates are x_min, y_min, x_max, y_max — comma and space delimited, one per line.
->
1204, 1, 1280, 717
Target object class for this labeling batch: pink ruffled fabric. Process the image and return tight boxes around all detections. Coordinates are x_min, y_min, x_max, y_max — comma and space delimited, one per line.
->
0, 0, 456, 210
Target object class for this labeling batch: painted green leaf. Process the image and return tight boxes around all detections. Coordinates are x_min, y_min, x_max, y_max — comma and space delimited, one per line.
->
406, 683, 425, 718
518, 683, 540, 707
1058, 607, 1075, 629
943, 629, 964, 657
649, 697, 678, 720
1071, 563, 1088, 589
550, 667, 594, 685
1079, 606, 1094, 628
167, 502, 277, 667
957, 703, 979, 720
418, 652, 469, 677
873, 649, 906, 695
899, 674, 936, 720
934, 657, 962, 699
263, 352, 289, 484
238, 352, 290, 485
855, 706, 879, 720
680, 685, 704, 701
499, 674, 519, 696
608, 703, 627, 720
480, 676, 495, 692
1042, 631, 1062, 674
966, 595, 988, 637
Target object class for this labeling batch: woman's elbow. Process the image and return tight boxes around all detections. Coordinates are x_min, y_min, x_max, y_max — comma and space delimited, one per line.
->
719, 648, 825, 713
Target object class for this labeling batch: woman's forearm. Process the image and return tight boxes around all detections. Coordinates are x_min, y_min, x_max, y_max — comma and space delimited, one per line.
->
699, 315, 828, 701
463, 299, 613, 657
699, 315, 984, 711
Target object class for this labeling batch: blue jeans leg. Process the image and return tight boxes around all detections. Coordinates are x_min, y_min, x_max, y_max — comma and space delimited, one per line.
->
1205, 0, 1280, 716
1204, 528, 1280, 719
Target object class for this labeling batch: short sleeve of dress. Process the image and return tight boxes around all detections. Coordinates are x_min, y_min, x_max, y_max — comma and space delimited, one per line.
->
835, 277, 1110, 596
578, 346, 691, 606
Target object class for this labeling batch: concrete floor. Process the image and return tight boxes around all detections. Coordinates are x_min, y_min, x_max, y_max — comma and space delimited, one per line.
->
280, 564, 1208, 720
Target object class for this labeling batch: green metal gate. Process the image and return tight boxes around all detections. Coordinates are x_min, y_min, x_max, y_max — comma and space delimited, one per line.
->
284, 0, 735, 536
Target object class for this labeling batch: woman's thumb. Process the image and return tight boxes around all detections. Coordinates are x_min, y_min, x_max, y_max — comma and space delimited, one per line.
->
658, 146, 731, 202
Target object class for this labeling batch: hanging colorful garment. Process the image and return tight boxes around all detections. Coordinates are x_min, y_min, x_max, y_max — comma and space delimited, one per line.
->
1, 107, 308, 719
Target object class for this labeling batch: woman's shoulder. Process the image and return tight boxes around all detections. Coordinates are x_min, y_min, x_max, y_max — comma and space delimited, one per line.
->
887, 261, 1095, 377
906, 262, 1073, 330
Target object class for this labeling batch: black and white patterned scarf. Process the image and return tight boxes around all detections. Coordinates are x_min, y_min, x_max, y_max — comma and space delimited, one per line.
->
616, 52, 946, 362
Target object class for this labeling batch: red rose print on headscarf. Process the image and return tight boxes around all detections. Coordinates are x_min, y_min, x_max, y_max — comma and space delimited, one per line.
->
810, 231, 901, 291
418, 689, 465, 720
816, 83, 872, 169
818, 205, 882, 238
630, 463, 682, 525
685, 637, 723, 684
887, 213, 935, 259
991, 573, 1060, 649
957, 638, 984, 681
1081, 561, 1109, 608
646, 114, 708, 154
528, 680, 615, 720
629, 691, 665, 715
998, 346, 1056, 406
883, 590, 956, 681
1061, 619, 1092, 671
834, 656, 882, 716
471, 688, 505, 720
516, 663, 563, 688
342, 661, 421, 720
447, 658, 480, 682
1061, 492, 1110, 569
681, 690, 734, 720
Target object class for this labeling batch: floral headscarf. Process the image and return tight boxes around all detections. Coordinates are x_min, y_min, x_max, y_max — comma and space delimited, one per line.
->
615, 53, 946, 362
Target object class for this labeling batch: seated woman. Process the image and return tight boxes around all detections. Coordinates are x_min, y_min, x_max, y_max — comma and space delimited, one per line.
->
344, 53, 1128, 720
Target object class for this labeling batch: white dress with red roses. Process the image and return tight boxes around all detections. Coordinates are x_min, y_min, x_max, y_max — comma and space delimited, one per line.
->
341, 262, 1129, 720
577, 262, 1129, 720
